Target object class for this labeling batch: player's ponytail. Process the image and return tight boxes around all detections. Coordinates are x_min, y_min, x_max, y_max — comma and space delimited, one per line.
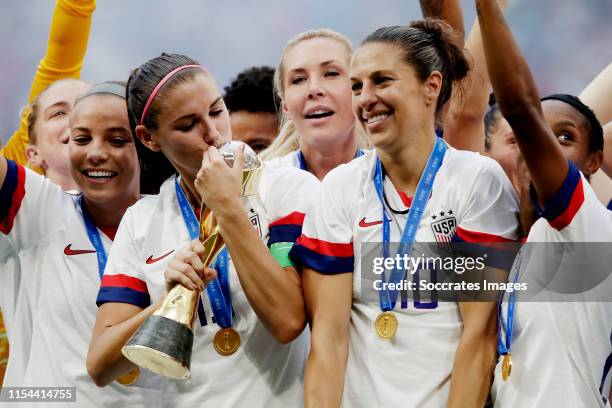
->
361, 19, 469, 115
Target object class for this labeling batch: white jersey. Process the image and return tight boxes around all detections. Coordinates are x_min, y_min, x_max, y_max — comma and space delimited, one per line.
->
0, 160, 160, 407
493, 162, 612, 408
98, 163, 318, 408
266, 150, 301, 169
291, 147, 519, 407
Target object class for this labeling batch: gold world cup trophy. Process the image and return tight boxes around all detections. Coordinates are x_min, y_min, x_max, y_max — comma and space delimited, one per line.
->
121, 141, 262, 380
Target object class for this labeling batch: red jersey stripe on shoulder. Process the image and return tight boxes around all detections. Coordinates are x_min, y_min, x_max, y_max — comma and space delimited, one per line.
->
0, 164, 26, 234
101, 274, 148, 293
548, 176, 585, 231
295, 235, 353, 257
269, 211, 306, 227
456, 226, 516, 243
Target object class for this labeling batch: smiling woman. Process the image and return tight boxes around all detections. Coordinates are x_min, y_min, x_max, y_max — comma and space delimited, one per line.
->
290, 20, 519, 407
69, 85, 140, 225
0, 82, 159, 406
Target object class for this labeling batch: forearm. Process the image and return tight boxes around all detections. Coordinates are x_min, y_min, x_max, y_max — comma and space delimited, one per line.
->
304, 331, 349, 408
28, 0, 96, 100
448, 302, 498, 407
476, 0, 566, 199
3, 0, 96, 169
579, 63, 612, 125
216, 202, 306, 343
448, 331, 496, 407
419, 0, 465, 41
87, 299, 161, 387
475, 0, 541, 126
444, 0, 508, 153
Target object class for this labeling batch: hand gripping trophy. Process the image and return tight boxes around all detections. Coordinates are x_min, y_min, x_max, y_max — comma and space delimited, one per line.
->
121, 141, 262, 380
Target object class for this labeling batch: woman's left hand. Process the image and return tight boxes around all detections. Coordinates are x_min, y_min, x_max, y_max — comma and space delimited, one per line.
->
195, 145, 245, 215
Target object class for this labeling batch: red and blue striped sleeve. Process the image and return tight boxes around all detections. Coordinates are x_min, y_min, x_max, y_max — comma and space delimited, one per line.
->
530, 160, 584, 231
267, 211, 305, 247
97, 273, 151, 309
96, 206, 151, 309
290, 235, 354, 274
0, 160, 26, 234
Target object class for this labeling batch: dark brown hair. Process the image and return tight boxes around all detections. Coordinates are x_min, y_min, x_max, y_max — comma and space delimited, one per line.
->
361, 19, 469, 115
126, 53, 203, 194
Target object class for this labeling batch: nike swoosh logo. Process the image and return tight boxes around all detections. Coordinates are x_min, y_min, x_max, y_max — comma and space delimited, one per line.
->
146, 250, 175, 264
359, 217, 383, 228
64, 244, 96, 256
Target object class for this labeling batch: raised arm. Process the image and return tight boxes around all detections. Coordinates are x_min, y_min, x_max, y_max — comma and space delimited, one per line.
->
419, 0, 465, 42
475, 0, 567, 202
1, 0, 96, 167
579, 63, 612, 125
580, 64, 612, 178
444, 0, 508, 152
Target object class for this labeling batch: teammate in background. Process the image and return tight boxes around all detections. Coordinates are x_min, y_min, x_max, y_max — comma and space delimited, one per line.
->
260, 29, 369, 180
23, 79, 92, 191
1, 0, 96, 187
291, 20, 519, 407
223, 66, 280, 153
475, 0, 612, 406
87, 54, 318, 407
0, 82, 159, 406
0, 0, 96, 386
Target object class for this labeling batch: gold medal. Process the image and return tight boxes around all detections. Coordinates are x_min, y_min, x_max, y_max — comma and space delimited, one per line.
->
375, 311, 398, 339
501, 353, 512, 381
116, 367, 140, 386
213, 328, 240, 356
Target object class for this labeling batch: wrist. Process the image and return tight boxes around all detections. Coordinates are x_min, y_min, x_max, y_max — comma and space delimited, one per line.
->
214, 198, 246, 225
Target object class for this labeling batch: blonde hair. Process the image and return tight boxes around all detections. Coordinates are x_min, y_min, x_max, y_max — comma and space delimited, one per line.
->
261, 28, 372, 161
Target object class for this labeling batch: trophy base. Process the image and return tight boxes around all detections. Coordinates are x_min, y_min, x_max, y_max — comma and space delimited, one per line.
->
122, 315, 193, 380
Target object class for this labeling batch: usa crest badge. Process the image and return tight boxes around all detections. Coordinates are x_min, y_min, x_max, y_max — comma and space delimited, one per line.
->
430, 210, 456, 252
249, 209, 262, 238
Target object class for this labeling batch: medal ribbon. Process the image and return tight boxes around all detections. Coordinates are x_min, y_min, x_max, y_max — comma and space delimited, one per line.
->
175, 177, 233, 328
372, 137, 446, 312
77, 195, 108, 280
497, 249, 524, 356
297, 148, 364, 171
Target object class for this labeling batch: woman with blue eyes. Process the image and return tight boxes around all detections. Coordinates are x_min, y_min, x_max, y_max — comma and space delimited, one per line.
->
0, 81, 159, 406
261, 28, 368, 180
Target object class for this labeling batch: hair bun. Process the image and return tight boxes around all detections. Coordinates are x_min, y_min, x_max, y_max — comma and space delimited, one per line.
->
410, 18, 468, 83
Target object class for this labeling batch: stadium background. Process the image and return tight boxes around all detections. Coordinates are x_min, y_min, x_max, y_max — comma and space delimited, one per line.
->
1, 0, 611, 144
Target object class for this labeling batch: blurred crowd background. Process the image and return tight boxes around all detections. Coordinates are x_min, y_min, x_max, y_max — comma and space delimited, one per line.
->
1, 0, 611, 144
